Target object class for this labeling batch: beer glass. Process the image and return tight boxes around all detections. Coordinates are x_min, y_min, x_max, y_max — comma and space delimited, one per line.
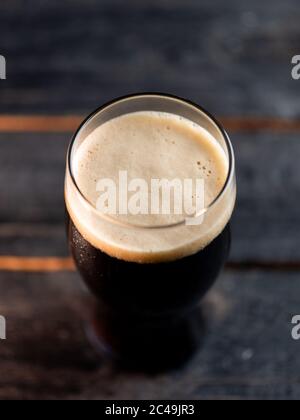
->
65, 94, 236, 371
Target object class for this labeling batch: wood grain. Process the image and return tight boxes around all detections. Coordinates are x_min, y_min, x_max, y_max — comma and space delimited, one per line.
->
0, 256, 74, 272
0, 0, 300, 116
1, 256, 300, 273
0, 0, 299, 400
0, 116, 82, 133
1, 115, 300, 133
0, 269, 299, 400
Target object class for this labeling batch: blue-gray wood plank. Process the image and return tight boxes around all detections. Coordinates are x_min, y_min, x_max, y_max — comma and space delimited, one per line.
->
0, 0, 300, 116
0, 131, 299, 264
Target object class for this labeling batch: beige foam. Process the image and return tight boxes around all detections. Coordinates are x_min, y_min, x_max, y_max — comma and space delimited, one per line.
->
65, 111, 236, 263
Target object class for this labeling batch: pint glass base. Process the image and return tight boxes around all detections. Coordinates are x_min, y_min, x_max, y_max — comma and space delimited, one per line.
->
85, 305, 206, 373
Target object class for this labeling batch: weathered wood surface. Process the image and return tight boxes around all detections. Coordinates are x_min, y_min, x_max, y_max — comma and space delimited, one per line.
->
0, 270, 299, 400
0, 0, 300, 116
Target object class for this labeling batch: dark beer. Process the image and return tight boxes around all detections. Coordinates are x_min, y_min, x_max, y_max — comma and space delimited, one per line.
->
65, 94, 236, 371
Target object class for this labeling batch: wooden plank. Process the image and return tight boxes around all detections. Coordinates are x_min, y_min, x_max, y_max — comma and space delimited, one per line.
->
0, 269, 299, 400
2, 115, 300, 133
0, 224, 68, 257
0, 131, 299, 264
2, 256, 300, 274
231, 131, 300, 263
0, 116, 82, 133
0, 1, 300, 116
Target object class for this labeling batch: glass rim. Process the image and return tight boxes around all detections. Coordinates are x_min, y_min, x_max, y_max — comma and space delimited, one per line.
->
67, 92, 235, 230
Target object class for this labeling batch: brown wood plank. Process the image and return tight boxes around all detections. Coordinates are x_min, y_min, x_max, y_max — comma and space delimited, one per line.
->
0, 256, 74, 272
0, 116, 82, 133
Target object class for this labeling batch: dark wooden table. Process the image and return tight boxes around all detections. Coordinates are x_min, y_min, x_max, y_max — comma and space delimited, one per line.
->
0, 0, 300, 400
